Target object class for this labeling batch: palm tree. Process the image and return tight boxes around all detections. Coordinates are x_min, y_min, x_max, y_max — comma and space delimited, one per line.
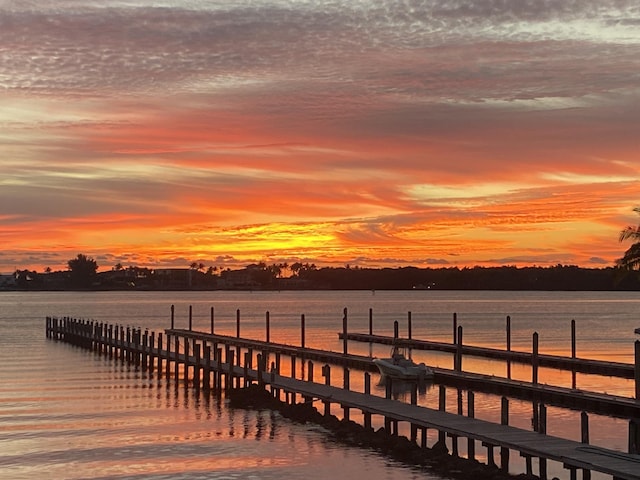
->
617, 206, 640, 270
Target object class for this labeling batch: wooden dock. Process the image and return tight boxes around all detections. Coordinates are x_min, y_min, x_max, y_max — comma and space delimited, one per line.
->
340, 332, 635, 378
46, 316, 640, 480
169, 328, 640, 419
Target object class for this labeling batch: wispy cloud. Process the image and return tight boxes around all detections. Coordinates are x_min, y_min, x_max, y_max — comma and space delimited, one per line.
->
1, 0, 639, 272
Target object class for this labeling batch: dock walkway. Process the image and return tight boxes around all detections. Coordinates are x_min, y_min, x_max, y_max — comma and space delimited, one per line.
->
170, 329, 640, 418
340, 332, 635, 378
46, 316, 640, 480
266, 373, 640, 480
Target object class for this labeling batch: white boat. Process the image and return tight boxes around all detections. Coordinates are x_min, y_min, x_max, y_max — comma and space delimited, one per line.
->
373, 346, 434, 381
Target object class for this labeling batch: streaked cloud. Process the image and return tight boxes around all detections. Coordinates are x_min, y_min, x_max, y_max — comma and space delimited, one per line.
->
1, 0, 639, 272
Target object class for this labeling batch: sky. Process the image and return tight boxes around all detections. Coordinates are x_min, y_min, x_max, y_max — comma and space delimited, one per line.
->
1, 0, 639, 273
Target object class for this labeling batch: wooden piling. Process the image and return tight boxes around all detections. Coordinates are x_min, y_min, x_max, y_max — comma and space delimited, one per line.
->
533, 332, 539, 385
468, 391, 475, 460
364, 372, 372, 429
438, 386, 446, 443
500, 397, 509, 471
571, 319, 577, 389
581, 410, 591, 480
343, 307, 348, 355
635, 340, 640, 401
343, 368, 350, 421
266, 311, 270, 343
204, 346, 211, 390
506, 315, 511, 379
455, 325, 463, 371
452, 312, 457, 344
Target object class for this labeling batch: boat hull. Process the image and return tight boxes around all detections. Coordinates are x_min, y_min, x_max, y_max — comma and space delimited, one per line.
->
373, 358, 434, 381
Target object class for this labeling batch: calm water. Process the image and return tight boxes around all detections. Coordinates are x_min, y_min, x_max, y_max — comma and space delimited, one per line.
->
1, 290, 639, 480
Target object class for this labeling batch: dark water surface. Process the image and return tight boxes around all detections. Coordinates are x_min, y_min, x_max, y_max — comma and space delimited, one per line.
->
1, 290, 639, 479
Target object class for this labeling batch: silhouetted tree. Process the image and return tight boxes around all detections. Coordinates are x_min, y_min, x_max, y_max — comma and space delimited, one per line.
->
67, 254, 98, 288
290, 262, 302, 277
618, 206, 640, 270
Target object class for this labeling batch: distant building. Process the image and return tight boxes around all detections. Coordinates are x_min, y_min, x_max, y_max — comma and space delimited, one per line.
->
0, 274, 16, 289
219, 265, 262, 289
154, 268, 193, 289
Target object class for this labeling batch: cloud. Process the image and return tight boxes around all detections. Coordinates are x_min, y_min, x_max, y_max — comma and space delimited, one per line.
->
1, 1, 639, 272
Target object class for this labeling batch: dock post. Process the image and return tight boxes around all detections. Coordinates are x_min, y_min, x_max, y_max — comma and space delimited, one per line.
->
184, 337, 191, 385
635, 340, 640, 401
257, 354, 264, 386
171, 304, 175, 329
307, 360, 314, 382
532, 332, 539, 385
174, 335, 180, 381
581, 411, 591, 479
164, 333, 170, 376
571, 319, 577, 389
468, 391, 475, 460
321, 365, 331, 416
301, 314, 306, 349
582, 411, 590, 443
204, 346, 211, 390
539, 403, 547, 434
188, 305, 192, 331
506, 315, 511, 379
215, 347, 222, 389
290, 355, 296, 379
236, 309, 240, 338
369, 308, 373, 335
157, 333, 163, 378
500, 397, 509, 471
266, 311, 270, 343
343, 368, 350, 421
438, 386, 446, 443
384, 375, 392, 432
243, 351, 250, 387
194, 343, 202, 390
455, 325, 463, 371
227, 349, 235, 391
141, 330, 148, 370
148, 332, 155, 374
410, 383, 418, 443
539, 404, 548, 479
210, 306, 214, 334
126, 326, 132, 362
343, 307, 348, 355
364, 372, 371, 430
393, 320, 398, 341
165, 333, 171, 378
193, 340, 202, 392
407, 311, 412, 340
452, 312, 457, 344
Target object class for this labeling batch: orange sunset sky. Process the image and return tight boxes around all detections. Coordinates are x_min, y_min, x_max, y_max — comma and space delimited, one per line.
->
1, 1, 639, 273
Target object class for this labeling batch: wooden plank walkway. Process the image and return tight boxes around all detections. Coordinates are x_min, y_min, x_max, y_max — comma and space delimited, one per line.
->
169, 329, 640, 418
340, 332, 635, 378
263, 373, 640, 480
46, 317, 640, 480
